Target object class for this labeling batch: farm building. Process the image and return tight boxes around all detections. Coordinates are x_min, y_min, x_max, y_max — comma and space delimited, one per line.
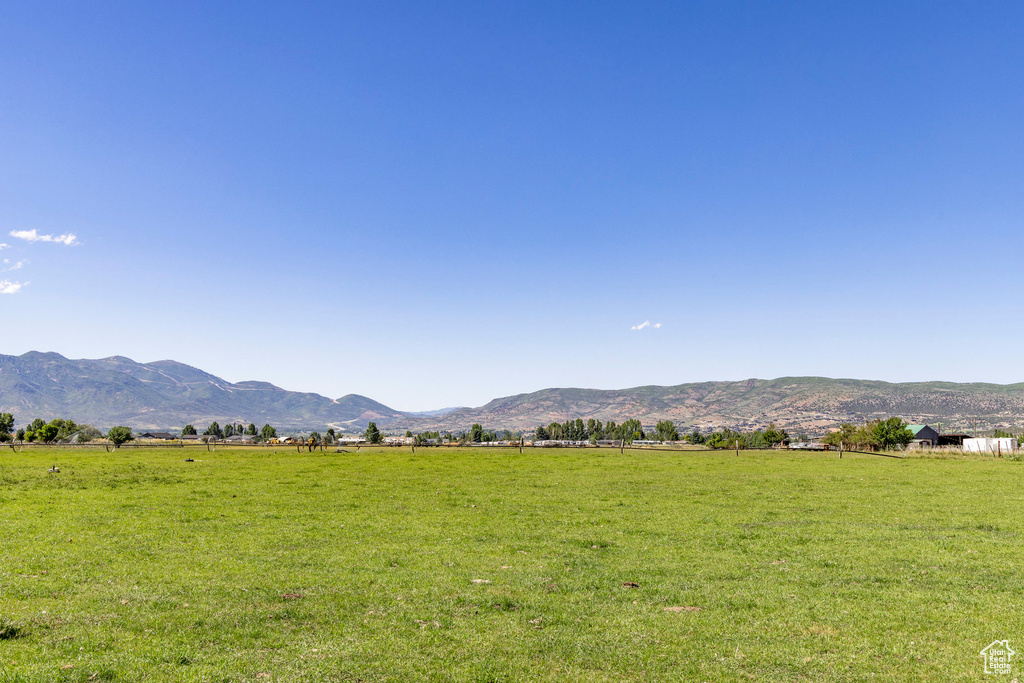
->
963, 437, 1017, 454
907, 425, 939, 448
138, 432, 177, 440
938, 433, 970, 446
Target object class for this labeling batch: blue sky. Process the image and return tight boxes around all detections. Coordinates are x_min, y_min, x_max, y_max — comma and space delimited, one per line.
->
2, 1, 1024, 410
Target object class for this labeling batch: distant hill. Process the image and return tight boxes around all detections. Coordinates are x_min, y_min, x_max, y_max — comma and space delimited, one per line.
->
4, 352, 1024, 436
0, 352, 402, 432
403, 407, 467, 418
391, 377, 1024, 435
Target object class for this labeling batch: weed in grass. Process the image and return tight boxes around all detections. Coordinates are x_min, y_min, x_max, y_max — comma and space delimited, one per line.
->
0, 617, 24, 639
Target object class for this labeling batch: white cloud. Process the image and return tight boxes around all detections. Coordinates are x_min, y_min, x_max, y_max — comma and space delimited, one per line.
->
0, 279, 26, 294
631, 320, 662, 331
2, 259, 25, 271
0, 243, 8, 250
9, 229, 79, 246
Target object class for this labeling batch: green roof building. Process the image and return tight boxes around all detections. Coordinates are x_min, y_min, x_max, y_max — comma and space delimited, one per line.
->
907, 424, 939, 447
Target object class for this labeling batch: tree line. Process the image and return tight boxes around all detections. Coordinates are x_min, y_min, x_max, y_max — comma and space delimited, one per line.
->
820, 418, 914, 451
535, 418, 652, 443
0, 412, 932, 453
185, 421, 278, 441
0, 413, 134, 447
530, 419, 792, 449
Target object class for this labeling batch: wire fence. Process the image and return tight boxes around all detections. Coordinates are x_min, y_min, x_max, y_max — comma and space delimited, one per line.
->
5, 440, 914, 458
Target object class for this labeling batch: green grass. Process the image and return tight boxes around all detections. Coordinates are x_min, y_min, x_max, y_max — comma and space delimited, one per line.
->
1, 446, 1022, 681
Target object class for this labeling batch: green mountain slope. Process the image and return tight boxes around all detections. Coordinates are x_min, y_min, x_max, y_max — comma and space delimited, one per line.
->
0, 352, 402, 431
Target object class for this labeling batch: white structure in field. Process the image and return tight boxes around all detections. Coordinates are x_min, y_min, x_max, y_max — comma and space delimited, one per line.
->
963, 437, 1017, 454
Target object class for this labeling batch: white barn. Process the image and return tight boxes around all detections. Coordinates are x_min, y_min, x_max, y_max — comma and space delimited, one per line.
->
963, 437, 1017, 454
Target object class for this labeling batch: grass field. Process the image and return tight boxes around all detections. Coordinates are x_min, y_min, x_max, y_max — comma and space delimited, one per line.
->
1, 446, 1022, 682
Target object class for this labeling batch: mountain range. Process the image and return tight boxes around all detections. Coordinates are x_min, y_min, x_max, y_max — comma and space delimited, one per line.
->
0, 352, 403, 432
3, 351, 1024, 435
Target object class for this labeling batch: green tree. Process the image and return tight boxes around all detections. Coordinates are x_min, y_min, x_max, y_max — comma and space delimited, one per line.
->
469, 424, 483, 443
762, 423, 789, 447
872, 417, 913, 451
16, 428, 25, 442
0, 412, 13, 435
654, 420, 679, 442
50, 419, 78, 441
75, 425, 102, 443
364, 422, 382, 444
705, 428, 743, 449
203, 422, 223, 439
28, 418, 45, 433
261, 424, 277, 440
246, 423, 258, 436
621, 419, 644, 444
823, 424, 860, 448
106, 426, 133, 448
36, 424, 60, 443
325, 428, 336, 444
181, 424, 197, 436
535, 425, 549, 440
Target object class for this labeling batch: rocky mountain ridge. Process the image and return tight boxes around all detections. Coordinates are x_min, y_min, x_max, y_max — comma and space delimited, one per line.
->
3, 351, 1024, 435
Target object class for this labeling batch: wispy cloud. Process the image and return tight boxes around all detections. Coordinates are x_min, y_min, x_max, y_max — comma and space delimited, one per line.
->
631, 320, 662, 331
2, 259, 26, 271
0, 243, 8, 250
0, 280, 26, 294
9, 229, 79, 246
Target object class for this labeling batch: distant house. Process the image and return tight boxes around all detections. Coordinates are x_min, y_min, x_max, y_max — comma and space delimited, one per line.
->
139, 432, 176, 440
789, 442, 830, 451
225, 435, 256, 443
907, 425, 939, 448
